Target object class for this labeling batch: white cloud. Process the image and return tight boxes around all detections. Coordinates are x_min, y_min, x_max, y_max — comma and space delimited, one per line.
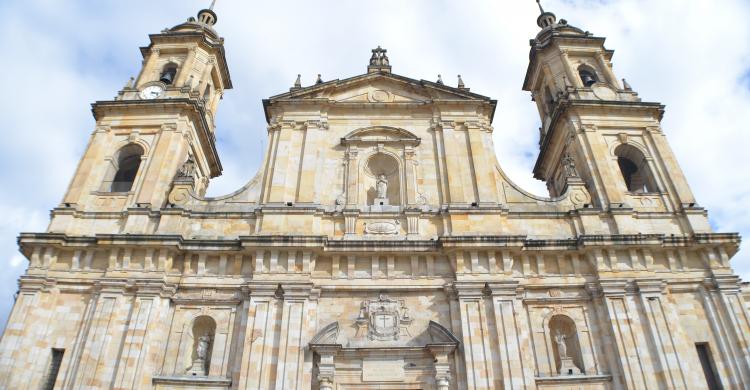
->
0, 0, 748, 329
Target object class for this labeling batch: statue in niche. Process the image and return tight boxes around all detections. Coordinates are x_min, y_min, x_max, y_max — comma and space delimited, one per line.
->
188, 332, 212, 376
552, 327, 582, 375
376, 174, 388, 199
196, 333, 210, 361
554, 330, 568, 358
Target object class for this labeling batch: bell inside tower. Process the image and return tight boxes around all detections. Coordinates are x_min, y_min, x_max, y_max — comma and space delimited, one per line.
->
160, 64, 177, 85
579, 69, 597, 87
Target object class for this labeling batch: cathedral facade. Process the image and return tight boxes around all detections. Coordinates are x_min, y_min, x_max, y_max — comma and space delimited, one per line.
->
1, 4, 749, 390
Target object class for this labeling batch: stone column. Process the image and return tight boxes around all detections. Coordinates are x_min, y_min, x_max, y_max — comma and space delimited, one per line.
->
112, 282, 174, 390
296, 121, 324, 203
595, 52, 620, 89
596, 279, 655, 390
68, 281, 135, 388
708, 275, 750, 386
313, 345, 340, 390
437, 121, 467, 204
454, 281, 494, 389
344, 147, 359, 206
634, 279, 696, 390
403, 145, 418, 205
486, 281, 535, 389
466, 122, 498, 206
274, 284, 317, 390
560, 50, 582, 88
267, 121, 298, 203
0, 278, 48, 389
136, 48, 160, 87
236, 285, 282, 390
175, 46, 198, 87
429, 345, 456, 390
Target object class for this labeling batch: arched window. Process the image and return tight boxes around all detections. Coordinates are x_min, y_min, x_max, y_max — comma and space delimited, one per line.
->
614, 144, 657, 193
578, 66, 598, 87
188, 315, 216, 376
160, 63, 178, 85
109, 144, 144, 192
549, 314, 583, 375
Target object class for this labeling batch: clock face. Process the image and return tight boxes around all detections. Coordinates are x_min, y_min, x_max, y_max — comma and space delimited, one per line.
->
140, 85, 164, 99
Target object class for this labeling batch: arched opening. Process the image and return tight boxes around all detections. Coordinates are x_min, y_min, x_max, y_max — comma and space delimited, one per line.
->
188, 315, 216, 376
160, 63, 178, 85
614, 144, 657, 193
549, 314, 583, 375
109, 144, 144, 192
578, 66, 598, 87
363, 153, 401, 206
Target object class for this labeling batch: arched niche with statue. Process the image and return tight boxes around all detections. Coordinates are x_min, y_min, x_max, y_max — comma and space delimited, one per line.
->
338, 126, 422, 212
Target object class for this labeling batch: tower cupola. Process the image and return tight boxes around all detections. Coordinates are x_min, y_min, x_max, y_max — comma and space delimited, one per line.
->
536, 0, 557, 29
197, 0, 218, 27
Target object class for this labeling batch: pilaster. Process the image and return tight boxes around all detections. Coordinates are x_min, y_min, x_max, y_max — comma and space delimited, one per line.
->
486, 281, 535, 389
454, 281, 493, 390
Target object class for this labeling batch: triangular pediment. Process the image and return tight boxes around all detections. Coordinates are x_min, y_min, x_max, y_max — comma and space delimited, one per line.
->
267, 72, 492, 104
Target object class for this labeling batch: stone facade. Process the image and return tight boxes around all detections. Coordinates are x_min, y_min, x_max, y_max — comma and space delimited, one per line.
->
1, 5, 749, 390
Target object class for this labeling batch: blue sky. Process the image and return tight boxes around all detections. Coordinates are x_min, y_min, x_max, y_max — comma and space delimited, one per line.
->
0, 0, 749, 329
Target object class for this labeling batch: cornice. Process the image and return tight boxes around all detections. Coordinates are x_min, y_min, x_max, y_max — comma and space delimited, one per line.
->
18, 232, 740, 255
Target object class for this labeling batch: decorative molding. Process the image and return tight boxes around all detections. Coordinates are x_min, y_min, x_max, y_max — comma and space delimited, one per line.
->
364, 220, 400, 235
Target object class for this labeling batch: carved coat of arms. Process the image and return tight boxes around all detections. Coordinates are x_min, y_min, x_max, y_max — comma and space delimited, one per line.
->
355, 294, 412, 341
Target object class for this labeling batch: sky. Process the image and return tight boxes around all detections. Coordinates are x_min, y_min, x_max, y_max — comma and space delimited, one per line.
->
0, 0, 749, 329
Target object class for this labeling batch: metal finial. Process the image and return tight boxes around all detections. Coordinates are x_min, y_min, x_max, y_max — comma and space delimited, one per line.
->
536, 0, 545, 14
209, 0, 217, 10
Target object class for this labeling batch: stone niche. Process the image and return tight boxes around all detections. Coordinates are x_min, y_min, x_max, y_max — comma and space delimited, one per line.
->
364, 152, 401, 207
153, 300, 238, 389
340, 126, 422, 212
310, 294, 458, 390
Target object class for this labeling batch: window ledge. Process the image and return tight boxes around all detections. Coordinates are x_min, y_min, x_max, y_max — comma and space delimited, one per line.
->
91, 191, 133, 197
626, 191, 664, 196
152, 375, 231, 387
535, 374, 612, 384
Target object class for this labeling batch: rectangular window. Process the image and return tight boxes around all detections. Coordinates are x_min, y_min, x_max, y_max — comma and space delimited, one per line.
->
42, 348, 64, 390
696, 343, 722, 390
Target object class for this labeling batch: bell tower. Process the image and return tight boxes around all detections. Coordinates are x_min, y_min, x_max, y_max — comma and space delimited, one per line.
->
57, 4, 232, 217
522, 1, 709, 233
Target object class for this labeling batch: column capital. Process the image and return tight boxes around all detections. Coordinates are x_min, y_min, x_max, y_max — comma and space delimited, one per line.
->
486, 280, 523, 298
635, 278, 666, 295
452, 281, 487, 299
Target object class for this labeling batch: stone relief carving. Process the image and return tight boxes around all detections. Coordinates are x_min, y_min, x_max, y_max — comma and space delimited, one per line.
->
355, 294, 412, 341
368, 89, 394, 103
335, 193, 346, 206
364, 220, 400, 235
